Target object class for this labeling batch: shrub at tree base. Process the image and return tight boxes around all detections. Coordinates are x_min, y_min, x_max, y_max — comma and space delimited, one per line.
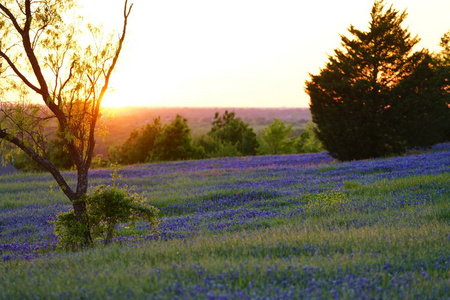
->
54, 186, 160, 250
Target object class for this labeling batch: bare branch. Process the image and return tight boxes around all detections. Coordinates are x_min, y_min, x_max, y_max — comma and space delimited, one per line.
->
85, 1, 133, 167
14, 0, 25, 16
31, 24, 49, 50
0, 3, 24, 34
0, 49, 41, 94
58, 60, 76, 105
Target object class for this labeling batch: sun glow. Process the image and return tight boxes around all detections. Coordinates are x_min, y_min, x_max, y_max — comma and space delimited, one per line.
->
81, 0, 450, 109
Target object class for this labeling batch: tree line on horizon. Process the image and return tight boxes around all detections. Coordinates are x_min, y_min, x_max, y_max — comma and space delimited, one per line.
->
10, 110, 324, 171
108, 111, 323, 166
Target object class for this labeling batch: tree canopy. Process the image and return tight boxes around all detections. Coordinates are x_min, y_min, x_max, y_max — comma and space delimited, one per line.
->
109, 117, 163, 164
208, 110, 259, 156
306, 0, 449, 161
151, 115, 205, 162
257, 118, 295, 155
0, 0, 133, 246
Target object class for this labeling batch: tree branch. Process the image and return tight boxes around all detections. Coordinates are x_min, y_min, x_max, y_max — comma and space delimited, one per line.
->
0, 3, 24, 34
86, 0, 133, 166
0, 128, 77, 200
23, 0, 31, 33
0, 49, 42, 94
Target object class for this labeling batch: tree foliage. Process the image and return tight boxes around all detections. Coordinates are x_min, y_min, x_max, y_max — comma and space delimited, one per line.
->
207, 111, 259, 156
151, 115, 205, 162
54, 166, 159, 249
257, 118, 295, 155
438, 30, 450, 65
0, 0, 133, 246
296, 121, 325, 154
306, 0, 449, 161
110, 115, 205, 164
392, 54, 450, 148
109, 117, 163, 164
12, 136, 75, 171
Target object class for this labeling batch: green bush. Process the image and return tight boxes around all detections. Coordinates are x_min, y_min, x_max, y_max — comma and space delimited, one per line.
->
305, 191, 349, 215
53, 208, 90, 251
109, 117, 163, 165
295, 121, 325, 154
54, 186, 160, 249
257, 118, 295, 155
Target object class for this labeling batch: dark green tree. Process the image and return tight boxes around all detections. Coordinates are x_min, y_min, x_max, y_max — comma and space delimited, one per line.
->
305, 0, 443, 161
208, 111, 258, 156
392, 53, 450, 148
48, 137, 75, 170
196, 135, 241, 158
438, 30, 450, 65
436, 30, 450, 141
151, 115, 205, 161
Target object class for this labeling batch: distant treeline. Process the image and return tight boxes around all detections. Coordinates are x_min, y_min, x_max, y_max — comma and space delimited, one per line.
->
10, 110, 321, 171
108, 110, 323, 166
95, 107, 311, 157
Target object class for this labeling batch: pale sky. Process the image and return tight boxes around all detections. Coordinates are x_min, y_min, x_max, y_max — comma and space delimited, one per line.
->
79, 0, 449, 108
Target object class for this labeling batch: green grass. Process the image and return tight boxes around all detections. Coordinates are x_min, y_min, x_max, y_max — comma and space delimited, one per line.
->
2, 221, 448, 299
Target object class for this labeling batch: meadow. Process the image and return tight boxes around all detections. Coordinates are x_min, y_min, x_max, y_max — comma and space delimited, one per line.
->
0, 144, 449, 299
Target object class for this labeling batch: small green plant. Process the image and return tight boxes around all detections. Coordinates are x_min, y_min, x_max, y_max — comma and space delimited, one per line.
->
306, 191, 349, 215
54, 165, 160, 250
343, 180, 362, 189
53, 207, 90, 251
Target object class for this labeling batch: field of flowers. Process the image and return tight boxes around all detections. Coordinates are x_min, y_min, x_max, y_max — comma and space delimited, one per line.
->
1, 144, 449, 299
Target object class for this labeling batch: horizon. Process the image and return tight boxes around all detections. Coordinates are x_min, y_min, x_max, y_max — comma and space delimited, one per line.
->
102, 105, 311, 110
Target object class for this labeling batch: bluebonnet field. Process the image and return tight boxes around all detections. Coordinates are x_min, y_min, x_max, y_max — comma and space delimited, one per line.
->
0, 144, 449, 299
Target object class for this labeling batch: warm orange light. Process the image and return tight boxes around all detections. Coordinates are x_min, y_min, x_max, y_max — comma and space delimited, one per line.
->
86, 0, 449, 108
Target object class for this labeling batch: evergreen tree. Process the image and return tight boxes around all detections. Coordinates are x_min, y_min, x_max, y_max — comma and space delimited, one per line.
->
392, 53, 450, 148
305, 0, 442, 160
436, 31, 450, 141
438, 31, 450, 65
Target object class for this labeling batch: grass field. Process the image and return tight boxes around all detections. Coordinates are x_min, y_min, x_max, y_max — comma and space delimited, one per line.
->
1, 144, 449, 299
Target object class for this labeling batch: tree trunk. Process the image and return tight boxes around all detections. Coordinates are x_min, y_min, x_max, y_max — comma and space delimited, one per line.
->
72, 198, 93, 247
72, 163, 93, 246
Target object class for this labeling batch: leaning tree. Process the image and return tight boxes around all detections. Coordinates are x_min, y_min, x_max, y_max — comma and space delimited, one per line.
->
0, 0, 132, 246
306, 0, 449, 161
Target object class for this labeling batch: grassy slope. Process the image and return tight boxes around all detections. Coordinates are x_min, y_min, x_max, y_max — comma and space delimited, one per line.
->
0, 147, 449, 299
